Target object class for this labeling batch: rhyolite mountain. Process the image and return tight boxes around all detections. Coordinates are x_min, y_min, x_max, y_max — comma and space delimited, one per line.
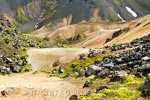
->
38, 0, 150, 28
1, 0, 150, 31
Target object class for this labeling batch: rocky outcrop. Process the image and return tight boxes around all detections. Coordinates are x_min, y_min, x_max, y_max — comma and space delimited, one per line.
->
86, 34, 150, 78
68, 33, 150, 100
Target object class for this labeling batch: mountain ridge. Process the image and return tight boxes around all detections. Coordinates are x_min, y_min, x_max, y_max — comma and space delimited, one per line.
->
1, 0, 150, 32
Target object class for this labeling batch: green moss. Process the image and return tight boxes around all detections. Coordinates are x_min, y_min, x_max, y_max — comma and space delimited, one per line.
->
20, 64, 31, 73
108, 15, 121, 22
78, 75, 145, 100
16, 5, 27, 24
32, 71, 39, 75
53, 53, 104, 78
18, 49, 26, 58
78, 87, 140, 100
23, 29, 35, 34
122, 75, 145, 86
78, 93, 106, 100
88, 75, 95, 80
0, 38, 16, 58
74, 75, 97, 81
103, 87, 140, 99
113, 0, 120, 5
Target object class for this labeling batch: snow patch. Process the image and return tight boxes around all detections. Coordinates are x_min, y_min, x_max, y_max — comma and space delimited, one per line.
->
126, 7, 137, 17
117, 14, 124, 20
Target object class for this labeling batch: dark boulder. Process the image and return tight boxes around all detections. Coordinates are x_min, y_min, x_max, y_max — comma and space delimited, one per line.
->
111, 65, 121, 71
142, 56, 150, 61
127, 61, 135, 68
83, 80, 92, 88
6, 57, 13, 64
101, 50, 106, 54
114, 58, 124, 64
103, 58, 111, 64
69, 95, 78, 100
79, 54, 86, 60
85, 65, 102, 77
22, 59, 28, 66
110, 71, 128, 81
95, 68, 110, 79
11, 65, 21, 73
88, 49, 96, 57
24, 68, 32, 72
96, 85, 108, 93
85, 68, 96, 77
142, 73, 150, 96
138, 64, 150, 76
0, 66, 7, 74
94, 60, 101, 65
103, 62, 115, 69
59, 67, 65, 73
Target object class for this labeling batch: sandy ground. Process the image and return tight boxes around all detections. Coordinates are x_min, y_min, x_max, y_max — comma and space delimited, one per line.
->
0, 72, 91, 100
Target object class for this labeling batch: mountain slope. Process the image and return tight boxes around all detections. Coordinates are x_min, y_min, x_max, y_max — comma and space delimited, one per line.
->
1, 0, 150, 32
38, 0, 150, 28
32, 14, 150, 48
0, 0, 57, 32
104, 15, 150, 46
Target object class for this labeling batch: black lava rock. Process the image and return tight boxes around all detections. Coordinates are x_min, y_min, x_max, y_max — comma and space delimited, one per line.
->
142, 73, 150, 96
96, 85, 108, 93
83, 80, 92, 88
69, 95, 78, 100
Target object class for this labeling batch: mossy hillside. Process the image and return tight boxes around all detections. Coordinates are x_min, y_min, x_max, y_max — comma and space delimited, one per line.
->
77, 75, 146, 100
0, 20, 55, 74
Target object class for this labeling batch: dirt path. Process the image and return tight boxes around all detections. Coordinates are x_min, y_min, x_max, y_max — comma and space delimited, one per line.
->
0, 72, 90, 100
